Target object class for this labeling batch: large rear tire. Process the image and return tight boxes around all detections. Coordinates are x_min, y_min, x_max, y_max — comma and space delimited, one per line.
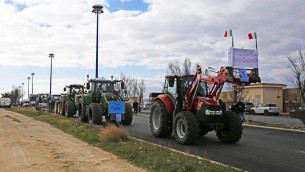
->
149, 100, 172, 138
54, 102, 58, 114
121, 103, 133, 125
65, 101, 75, 118
59, 101, 65, 116
78, 101, 88, 122
87, 103, 103, 125
173, 111, 199, 145
216, 111, 242, 143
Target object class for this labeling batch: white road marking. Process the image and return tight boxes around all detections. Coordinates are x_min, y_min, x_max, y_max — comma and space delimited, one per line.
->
297, 150, 305, 154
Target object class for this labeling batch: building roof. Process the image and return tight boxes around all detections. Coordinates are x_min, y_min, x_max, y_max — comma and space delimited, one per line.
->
245, 83, 287, 88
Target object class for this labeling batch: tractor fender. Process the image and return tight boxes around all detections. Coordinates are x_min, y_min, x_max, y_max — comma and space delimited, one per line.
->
155, 94, 175, 114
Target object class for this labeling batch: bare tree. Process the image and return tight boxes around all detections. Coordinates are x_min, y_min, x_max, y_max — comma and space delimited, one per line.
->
120, 72, 133, 97
130, 79, 138, 100
183, 58, 192, 75
287, 47, 305, 104
223, 83, 249, 104
120, 73, 146, 103
168, 58, 193, 75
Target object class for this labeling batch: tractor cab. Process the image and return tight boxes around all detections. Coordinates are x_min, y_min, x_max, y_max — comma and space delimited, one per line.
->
63, 84, 84, 101
86, 77, 127, 104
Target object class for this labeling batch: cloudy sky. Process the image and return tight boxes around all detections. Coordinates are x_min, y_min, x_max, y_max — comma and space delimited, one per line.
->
0, 0, 304, 99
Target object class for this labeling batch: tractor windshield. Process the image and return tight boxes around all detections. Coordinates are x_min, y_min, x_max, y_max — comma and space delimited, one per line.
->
196, 81, 208, 97
95, 81, 114, 94
70, 86, 83, 94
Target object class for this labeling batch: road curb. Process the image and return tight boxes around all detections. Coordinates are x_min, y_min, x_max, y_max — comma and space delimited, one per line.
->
243, 124, 305, 133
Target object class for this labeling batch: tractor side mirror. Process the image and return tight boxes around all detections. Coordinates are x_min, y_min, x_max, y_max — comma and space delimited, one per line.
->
86, 82, 90, 89
168, 77, 175, 87
64, 88, 66, 91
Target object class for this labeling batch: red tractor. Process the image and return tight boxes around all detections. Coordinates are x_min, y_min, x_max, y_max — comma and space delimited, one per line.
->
150, 65, 260, 145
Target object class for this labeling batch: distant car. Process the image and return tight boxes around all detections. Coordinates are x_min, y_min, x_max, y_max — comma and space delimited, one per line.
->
290, 107, 305, 118
245, 102, 254, 113
142, 103, 150, 110
250, 103, 279, 116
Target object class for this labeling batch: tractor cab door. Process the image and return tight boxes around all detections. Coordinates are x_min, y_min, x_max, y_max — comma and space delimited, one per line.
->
164, 76, 177, 104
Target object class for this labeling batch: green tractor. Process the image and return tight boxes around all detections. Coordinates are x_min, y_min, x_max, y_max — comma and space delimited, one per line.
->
35, 93, 49, 111
79, 77, 133, 125
57, 84, 84, 118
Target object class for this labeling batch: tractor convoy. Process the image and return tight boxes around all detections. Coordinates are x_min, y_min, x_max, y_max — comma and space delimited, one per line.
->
47, 76, 134, 126
149, 66, 260, 145
31, 64, 260, 145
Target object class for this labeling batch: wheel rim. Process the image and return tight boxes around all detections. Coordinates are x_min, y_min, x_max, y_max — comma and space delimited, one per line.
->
152, 108, 161, 130
176, 119, 186, 138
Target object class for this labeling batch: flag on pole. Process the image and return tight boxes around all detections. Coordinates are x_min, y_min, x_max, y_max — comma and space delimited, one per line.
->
248, 32, 257, 39
224, 29, 233, 37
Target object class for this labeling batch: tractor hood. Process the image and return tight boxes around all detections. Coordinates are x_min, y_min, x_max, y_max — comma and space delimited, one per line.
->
193, 96, 218, 111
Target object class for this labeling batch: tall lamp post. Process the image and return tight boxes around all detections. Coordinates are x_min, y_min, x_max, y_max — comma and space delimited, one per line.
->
92, 4, 103, 78
31, 73, 35, 94
27, 77, 30, 99
21, 83, 24, 101
49, 53, 54, 95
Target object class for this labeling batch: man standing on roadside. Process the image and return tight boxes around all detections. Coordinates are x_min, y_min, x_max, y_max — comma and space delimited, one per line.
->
133, 99, 139, 115
235, 101, 246, 122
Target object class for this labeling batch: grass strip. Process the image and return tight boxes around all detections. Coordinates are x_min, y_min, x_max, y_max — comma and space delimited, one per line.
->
245, 120, 305, 131
8, 107, 239, 172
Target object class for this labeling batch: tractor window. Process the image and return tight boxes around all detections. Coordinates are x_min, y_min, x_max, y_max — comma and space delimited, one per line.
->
196, 82, 207, 97
95, 82, 113, 94
166, 78, 177, 99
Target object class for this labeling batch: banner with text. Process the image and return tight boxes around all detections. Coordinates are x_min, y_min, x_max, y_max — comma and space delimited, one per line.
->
228, 48, 258, 68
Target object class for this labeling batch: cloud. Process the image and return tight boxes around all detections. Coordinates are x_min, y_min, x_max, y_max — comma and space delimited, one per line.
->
0, 0, 305, 95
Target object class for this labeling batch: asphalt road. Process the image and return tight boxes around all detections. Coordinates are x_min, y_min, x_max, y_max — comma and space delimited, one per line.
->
125, 114, 305, 172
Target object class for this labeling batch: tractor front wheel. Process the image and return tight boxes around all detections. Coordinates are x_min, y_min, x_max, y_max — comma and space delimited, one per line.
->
216, 111, 242, 143
173, 111, 199, 145
149, 100, 172, 138
87, 103, 103, 125
65, 101, 75, 118
78, 101, 88, 123
121, 103, 133, 125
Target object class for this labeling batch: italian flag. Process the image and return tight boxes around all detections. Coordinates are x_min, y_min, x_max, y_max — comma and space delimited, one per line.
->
224, 29, 232, 37
248, 32, 257, 39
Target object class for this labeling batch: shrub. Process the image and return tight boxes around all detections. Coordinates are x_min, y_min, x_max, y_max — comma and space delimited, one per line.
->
100, 124, 129, 142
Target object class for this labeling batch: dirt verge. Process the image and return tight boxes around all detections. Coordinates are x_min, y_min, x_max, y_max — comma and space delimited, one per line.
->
0, 108, 146, 172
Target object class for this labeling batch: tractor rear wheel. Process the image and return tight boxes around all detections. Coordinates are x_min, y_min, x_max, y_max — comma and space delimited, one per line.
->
59, 101, 65, 116
54, 102, 59, 114
121, 103, 133, 125
87, 103, 103, 125
149, 100, 172, 138
78, 101, 88, 122
173, 111, 199, 145
216, 111, 242, 143
65, 101, 75, 118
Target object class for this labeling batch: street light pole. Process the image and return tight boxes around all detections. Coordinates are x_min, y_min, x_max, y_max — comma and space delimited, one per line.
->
27, 77, 30, 99
21, 83, 24, 101
49, 53, 54, 95
31, 73, 35, 94
92, 4, 103, 78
